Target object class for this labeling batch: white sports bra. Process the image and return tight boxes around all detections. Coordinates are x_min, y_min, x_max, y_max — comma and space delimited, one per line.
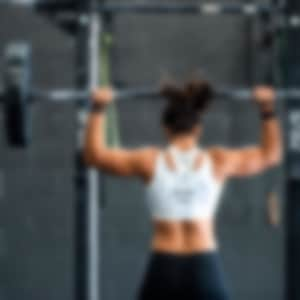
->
145, 146, 225, 221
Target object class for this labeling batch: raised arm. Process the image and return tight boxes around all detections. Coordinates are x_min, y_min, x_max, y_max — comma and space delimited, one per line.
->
210, 86, 283, 179
83, 87, 157, 181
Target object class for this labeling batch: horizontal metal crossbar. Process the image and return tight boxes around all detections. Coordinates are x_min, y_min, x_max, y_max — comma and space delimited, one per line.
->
96, 3, 276, 15
30, 87, 300, 102
0, 0, 278, 16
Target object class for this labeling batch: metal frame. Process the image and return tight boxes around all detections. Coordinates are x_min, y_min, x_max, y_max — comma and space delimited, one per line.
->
284, 2, 300, 300
75, 1, 101, 300
95, 3, 276, 15
0, 1, 278, 15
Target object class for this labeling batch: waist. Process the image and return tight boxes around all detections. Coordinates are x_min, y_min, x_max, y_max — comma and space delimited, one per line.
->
150, 219, 218, 254
145, 250, 222, 278
149, 250, 219, 261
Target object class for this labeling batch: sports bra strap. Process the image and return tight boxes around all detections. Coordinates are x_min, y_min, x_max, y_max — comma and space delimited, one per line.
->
161, 150, 176, 171
167, 146, 202, 172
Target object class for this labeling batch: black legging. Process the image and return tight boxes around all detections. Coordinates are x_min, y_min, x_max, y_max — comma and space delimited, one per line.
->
138, 252, 230, 300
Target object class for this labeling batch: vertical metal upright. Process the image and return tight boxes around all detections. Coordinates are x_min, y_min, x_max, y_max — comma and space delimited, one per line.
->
75, 1, 102, 300
283, 1, 300, 300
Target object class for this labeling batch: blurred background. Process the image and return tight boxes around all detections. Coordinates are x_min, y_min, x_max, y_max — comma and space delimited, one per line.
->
0, 0, 296, 300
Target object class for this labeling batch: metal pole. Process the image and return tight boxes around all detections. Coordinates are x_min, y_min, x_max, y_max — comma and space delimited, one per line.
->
86, 7, 101, 300
283, 1, 300, 300
75, 1, 101, 300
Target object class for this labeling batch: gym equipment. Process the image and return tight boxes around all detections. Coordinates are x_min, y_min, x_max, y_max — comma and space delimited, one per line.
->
1, 41, 300, 148
31, 86, 300, 101
284, 1, 300, 299
0, 0, 76, 12
0, 1, 300, 31
3, 42, 32, 147
0, 1, 287, 15
73, 2, 101, 300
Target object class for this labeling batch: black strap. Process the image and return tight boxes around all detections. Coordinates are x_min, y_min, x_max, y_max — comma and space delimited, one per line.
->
261, 110, 277, 121
90, 102, 107, 113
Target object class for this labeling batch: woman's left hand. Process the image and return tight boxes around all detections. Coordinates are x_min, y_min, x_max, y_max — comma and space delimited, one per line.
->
91, 87, 115, 105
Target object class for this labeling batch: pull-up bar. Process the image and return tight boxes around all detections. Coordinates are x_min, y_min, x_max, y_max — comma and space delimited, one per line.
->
96, 3, 276, 15
0, 0, 281, 15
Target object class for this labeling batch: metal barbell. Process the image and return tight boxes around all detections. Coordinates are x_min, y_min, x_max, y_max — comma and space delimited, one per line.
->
2, 39, 299, 148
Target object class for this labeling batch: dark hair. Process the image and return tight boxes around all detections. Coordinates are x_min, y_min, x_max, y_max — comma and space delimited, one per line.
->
160, 78, 214, 134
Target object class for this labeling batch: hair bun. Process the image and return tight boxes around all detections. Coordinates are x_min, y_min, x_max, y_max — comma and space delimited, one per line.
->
160, 82, 185, 105
185, 79, 214, 111
161, 77, 214, 134
160, 78, 214, 113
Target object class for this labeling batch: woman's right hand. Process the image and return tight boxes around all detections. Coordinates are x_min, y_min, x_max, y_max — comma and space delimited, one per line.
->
252, 86, 276, 112
91, 87, 115, 105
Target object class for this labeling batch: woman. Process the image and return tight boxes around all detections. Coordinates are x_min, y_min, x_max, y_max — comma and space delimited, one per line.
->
84, 79, 282, 300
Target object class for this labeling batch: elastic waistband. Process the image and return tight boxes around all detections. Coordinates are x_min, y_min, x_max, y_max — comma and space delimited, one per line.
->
150, 250, 219, 260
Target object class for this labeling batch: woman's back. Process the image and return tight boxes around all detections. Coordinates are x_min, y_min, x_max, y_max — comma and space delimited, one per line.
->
146, 145, 224, 253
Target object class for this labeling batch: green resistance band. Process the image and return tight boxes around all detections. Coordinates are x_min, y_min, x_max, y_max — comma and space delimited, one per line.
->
100, 32, 121, 147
